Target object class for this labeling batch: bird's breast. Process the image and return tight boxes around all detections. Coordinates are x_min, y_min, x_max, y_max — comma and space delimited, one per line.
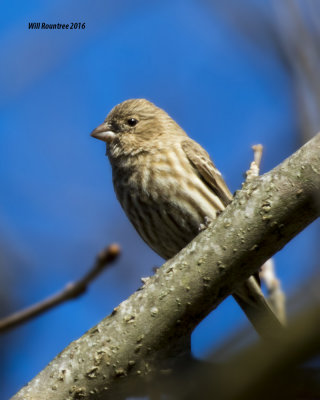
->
110, 149, 224, 259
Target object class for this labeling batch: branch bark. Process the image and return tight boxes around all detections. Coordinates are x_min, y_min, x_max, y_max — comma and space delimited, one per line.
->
13, 133, 320, 400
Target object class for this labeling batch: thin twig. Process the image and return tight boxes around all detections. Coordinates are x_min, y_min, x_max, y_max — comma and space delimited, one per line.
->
260, 259, 286, 325
252, 144, 263, 168
245, 144, 286, 324
0, 243, 121, 333
245, 144, 263, 182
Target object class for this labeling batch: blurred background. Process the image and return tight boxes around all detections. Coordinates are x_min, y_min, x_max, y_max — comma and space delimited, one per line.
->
1, 0, 319, 398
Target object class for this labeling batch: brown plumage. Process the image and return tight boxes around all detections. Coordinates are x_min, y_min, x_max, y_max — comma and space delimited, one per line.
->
91, 99, 283, 338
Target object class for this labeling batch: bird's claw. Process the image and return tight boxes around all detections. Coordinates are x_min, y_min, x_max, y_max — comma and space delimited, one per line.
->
198, 216, 213, 232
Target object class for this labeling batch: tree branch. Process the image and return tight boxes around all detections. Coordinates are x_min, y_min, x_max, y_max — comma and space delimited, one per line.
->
12, 133, 320, 400
0, 244, 120, 333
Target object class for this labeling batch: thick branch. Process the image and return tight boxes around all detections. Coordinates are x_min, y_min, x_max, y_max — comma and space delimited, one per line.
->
13, 133, 320, 400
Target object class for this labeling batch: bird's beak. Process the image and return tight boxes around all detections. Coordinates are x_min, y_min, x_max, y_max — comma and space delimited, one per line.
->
91, 123, 116, 143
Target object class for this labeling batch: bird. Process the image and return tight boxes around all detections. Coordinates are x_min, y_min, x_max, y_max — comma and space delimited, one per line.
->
91, 98, 283, 339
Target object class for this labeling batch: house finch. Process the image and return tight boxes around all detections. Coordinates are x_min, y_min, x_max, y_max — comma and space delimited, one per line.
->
91, 99, 282, 338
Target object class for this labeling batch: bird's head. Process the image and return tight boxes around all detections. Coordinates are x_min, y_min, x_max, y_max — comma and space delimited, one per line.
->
91, 99, 184, 147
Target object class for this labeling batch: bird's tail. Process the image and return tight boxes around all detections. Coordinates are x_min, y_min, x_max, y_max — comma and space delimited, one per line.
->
233, 276, 285, 340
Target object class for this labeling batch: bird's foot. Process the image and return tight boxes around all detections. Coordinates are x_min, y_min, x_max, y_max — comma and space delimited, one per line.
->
198, 216, 213, 232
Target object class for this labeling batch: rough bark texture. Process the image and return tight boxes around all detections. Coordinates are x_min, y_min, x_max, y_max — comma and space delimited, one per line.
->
13, 133, 320, 400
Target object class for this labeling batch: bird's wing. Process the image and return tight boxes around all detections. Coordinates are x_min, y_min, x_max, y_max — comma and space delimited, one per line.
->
182, 139, 284, 337
181, 139, 232, 207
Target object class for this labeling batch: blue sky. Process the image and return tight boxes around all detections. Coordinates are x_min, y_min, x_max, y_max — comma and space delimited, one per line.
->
1, 1, 318, 398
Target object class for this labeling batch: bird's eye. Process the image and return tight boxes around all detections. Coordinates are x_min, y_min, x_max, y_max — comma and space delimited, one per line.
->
127, 118, 138, 127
